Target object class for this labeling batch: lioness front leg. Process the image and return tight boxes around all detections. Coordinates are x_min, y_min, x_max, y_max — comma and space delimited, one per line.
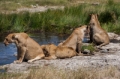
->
28, 54, 45, 63
77, 41, 84, 56
98, 42, 109, 48
14, 47, 26, 64
93, 34, 108, 48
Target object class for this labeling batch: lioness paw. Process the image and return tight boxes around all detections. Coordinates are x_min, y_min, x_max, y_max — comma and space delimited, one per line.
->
14, 60, 22, 64
28, 60, 34, 63
96, 46, 101, 49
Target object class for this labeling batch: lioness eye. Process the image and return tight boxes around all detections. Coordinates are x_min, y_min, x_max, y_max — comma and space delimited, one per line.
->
5, 38, 8, 41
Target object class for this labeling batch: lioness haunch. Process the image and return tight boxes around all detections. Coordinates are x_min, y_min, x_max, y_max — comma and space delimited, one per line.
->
41, 44, 77, 60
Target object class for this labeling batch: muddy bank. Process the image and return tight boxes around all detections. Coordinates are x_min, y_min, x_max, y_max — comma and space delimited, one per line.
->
0, 33, 120, 73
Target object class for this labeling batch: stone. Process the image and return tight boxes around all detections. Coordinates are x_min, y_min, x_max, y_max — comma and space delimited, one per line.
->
0, 32, 120, 73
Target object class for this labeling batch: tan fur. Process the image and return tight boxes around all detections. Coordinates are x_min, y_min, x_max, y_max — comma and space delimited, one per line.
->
58, 25, 88, 55
3, 33, 45, 63
88, 14, 110, 47
41, 44, 77, 60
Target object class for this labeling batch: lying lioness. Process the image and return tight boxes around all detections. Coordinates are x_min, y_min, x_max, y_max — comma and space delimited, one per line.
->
58, 25, 88, 55
41, 44, 77, 60
88, 14, 109, 47
3, 33, 45, 63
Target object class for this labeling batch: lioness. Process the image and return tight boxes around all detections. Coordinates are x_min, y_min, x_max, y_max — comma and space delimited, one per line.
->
41, 44, 77, 60
88, 14, 109, 47
58, 25, 88, 55
4, 33, 45, 63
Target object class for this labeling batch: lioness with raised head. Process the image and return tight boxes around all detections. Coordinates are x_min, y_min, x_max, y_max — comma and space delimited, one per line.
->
58, 25, 88, 55
41, 44, 77, 60
88, 14, 109, 47
4, 33, 45, 63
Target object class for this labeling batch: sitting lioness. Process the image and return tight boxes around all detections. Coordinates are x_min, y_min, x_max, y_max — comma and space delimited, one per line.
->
58, 25, 88, 55
41, 44, 77, 60
3, 33, 45, 63
88, 14, 109, 47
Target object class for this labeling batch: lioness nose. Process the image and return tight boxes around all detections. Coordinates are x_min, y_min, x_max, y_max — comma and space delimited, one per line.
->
3, 41, 8, 46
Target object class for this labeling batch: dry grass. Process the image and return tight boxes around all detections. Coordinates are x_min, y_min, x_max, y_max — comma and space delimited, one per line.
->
0, 0, 120, 11
0, 66, 120, 79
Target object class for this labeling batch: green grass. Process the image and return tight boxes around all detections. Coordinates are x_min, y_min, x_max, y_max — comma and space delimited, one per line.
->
0, 0, 120, 34
81, 44, 95, 53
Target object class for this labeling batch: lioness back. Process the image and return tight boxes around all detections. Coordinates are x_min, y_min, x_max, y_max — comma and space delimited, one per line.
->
55, 46, 77, 58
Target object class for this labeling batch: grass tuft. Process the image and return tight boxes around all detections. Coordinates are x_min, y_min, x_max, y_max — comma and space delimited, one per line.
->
0, 66, 120, 79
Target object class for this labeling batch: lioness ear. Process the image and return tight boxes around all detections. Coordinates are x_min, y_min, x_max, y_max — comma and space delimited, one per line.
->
95, 14, 99, 18
45, 45, 50, 52
96, 14, 99, 16
20, 33, 28, 39
41, 45, 46, 49
89, 14, 92, 16
89, 13, 94, 16
86, 25, 90, 33
12, 34, 19, 39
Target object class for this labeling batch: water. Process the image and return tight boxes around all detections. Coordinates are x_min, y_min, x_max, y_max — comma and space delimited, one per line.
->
0, 33, 88, 66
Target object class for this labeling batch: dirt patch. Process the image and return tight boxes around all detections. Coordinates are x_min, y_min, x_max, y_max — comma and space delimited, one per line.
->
2, 6, 64, 14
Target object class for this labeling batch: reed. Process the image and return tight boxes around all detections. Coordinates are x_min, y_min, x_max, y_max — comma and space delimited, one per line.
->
0, 0, 120, 34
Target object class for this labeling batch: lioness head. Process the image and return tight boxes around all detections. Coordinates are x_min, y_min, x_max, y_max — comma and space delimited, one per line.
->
89, 14, 96, 26
81, 25, 90, 35
3, 33, 16, 46
41, 44, 57, 57
42, 44, 56, 52
89, 14, 100, 27
3, 33, 28, 46
41, 45, 49, 56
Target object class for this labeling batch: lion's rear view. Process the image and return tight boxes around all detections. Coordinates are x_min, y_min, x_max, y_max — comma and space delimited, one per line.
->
88, 14, 109, 47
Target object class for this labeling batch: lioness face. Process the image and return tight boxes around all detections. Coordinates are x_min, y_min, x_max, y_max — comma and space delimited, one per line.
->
3, 33, 16, 46
82, 25, 90, 36
89, 14, 96, 27
41, 45, 50, 56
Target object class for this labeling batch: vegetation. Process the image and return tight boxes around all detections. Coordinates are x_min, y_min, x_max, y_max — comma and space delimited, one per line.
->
0, 0, 120, 34
0, 66, 120, 79
81, 44, 95, 53
0, 0, 113, 11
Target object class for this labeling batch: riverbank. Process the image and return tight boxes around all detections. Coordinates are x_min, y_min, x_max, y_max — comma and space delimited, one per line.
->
1, 0, 119, 13
0, 32, 120, 79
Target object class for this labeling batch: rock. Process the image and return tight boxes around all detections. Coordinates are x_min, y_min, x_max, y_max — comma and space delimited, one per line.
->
100, 49, 108, 53
0, 32, 120, 73
108, 32, 118, 39
83, 49, 90, 54
116, 37, 120, 40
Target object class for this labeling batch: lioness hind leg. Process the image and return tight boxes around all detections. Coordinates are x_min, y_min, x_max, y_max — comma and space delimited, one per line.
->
98, 42, 108, 47
94, 34, 108, 47
45, 55, 57, 60
28, 54, 45, 63
93, 34, 102, 44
